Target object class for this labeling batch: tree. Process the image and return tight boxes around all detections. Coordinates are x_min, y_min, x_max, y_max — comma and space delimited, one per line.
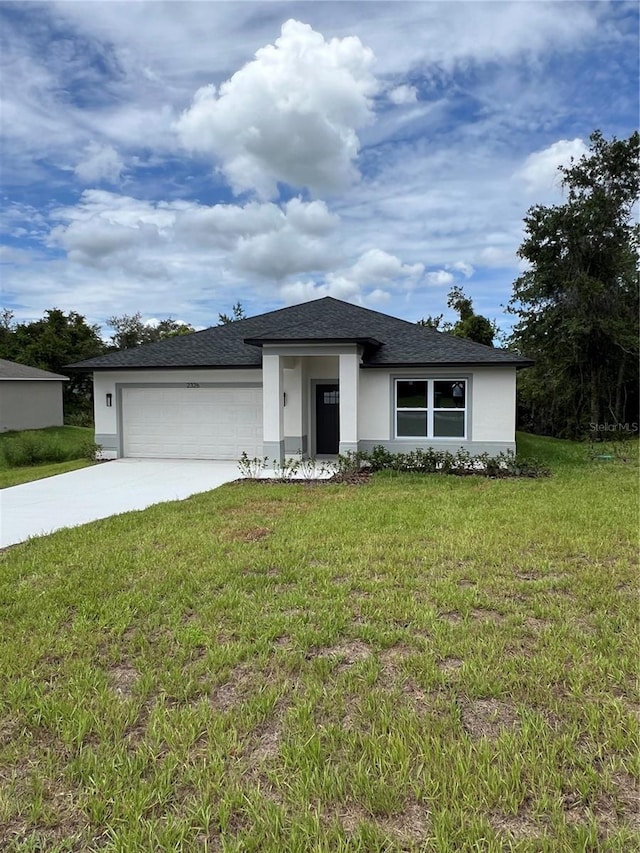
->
107, 313, 194, 350
418, 287, 497, 346
0, 308, 106, 414
507, 130, 639, 437
218, 302, 247, 325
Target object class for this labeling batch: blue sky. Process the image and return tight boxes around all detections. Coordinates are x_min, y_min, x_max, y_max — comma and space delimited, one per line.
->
1, 1, 637, 336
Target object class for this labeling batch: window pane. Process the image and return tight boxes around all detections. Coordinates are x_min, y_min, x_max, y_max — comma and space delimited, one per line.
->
434, 380, 465, 409
323, 391, 339, 404
433, 411, 465, 437
397, 381, 427, 409
397, 411, 428, 437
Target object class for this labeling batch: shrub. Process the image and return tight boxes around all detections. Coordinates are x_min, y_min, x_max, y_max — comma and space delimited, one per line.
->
271, 457, 300, 480
335, 450, 365, 476
358, 446, 551, 479
65, 410, 95, 428
2, 433, 68, 467
237, 452, 268, 479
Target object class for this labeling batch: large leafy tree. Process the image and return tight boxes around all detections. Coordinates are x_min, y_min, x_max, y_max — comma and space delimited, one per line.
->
418, 287, 497, 346
107, 313, 194, 350
508, 130, 639, 437
0, 308, 106, 412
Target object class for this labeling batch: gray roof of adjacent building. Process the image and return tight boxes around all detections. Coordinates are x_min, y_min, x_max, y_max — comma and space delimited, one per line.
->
0, 358, 69, 381
68, 297, 532, 371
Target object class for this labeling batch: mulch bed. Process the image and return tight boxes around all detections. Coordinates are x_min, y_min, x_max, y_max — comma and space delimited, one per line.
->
235, 470, 371, 486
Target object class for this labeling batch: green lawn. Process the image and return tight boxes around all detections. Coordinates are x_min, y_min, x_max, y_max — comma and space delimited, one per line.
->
0, 426, 95, 488
0, 435, 638, 851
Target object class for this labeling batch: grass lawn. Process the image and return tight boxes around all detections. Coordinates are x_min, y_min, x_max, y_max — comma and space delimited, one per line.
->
0, 435, 637, 851
0, 427, 94, 489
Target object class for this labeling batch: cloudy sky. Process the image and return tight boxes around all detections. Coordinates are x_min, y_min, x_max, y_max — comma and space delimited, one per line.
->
1, 1, 637, 335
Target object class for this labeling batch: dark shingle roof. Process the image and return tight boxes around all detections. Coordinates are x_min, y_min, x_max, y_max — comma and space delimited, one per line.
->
0, 358, 68, 381
68, 297, 531, 371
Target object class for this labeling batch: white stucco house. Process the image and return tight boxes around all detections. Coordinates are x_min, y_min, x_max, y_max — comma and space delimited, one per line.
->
69, 297, 531, 462
0, 358, 68, 432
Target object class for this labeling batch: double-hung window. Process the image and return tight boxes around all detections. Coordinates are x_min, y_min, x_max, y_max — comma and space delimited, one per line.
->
395, 379, 466, 438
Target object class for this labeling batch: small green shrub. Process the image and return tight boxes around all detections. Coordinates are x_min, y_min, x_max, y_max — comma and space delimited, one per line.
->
335, 450, 365, 476
360, 445, 551, 478
237, 452, 268, 478
65, 410, 95, 428
1, 433, 68, 467
271, 457, 300, 480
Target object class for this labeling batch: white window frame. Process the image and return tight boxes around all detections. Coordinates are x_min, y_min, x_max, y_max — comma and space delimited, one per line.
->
394, 378, 467, 440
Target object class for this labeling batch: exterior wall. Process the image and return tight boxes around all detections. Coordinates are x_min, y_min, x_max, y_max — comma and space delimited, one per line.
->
93, 369, 262, 459
356, 366, 517, 455
93, 362, 517, 460
469, 367, 517, 443
0, 381, 64, 432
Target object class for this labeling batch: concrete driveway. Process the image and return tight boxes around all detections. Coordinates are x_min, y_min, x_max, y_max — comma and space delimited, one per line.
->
0, 459, 242, 548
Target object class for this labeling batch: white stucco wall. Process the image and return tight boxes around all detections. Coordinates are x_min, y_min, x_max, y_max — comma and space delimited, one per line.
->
356, 366, 517, 448
0, 381, 65, 432
93, 361, 517, 459
470, 367, 517, 442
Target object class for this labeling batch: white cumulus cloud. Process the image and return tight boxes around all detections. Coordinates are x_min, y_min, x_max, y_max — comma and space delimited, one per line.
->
518, 138, 588, 194
175, 19, 378, 198
279, 248, 424, 305
47, 191, 341, 281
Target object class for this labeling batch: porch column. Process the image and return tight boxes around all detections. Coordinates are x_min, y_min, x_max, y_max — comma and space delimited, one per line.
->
262, 353, 285, 463
339, 352, 359, 455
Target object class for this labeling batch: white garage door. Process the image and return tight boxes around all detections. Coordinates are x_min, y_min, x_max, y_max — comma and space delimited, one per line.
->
122, 386, 263, 460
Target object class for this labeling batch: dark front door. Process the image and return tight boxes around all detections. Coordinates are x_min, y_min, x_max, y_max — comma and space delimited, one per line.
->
316, 384, 339, 454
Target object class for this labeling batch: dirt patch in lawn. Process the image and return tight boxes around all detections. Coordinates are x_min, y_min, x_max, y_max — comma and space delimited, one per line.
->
461, 698, 520, 739
310, 640, 372, 671
440, 611, 463, 625
524, 616, 550, 632
491, 807, 542, 839
246, 717, 284, 765
209, 663, 254, 712
471, 608, 507, 623
439, 657, 464, 674
108, 662, 139, 699
612, 770, 640, 829
229, 527, 272, 543
333, 798, 431, 843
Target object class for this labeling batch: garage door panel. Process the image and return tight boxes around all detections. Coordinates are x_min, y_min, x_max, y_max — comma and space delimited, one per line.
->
122, 386, 263, 459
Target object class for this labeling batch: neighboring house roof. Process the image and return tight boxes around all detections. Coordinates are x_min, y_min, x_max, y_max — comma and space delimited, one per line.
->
0, 358, 68, 381
68, 297, 532, 371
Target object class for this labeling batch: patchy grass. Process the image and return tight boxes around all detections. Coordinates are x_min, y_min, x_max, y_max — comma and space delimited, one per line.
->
0, 426, 95, 488
0, 434, 638, 851
0, 458, 93, 489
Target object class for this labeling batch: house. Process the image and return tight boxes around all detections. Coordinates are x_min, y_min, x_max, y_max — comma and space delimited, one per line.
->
69, 297, 531, 462
0, 359, 68, 432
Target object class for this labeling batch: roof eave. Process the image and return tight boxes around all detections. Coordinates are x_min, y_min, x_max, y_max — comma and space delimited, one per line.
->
65, 362, 262, 372
361, 359, 534, 369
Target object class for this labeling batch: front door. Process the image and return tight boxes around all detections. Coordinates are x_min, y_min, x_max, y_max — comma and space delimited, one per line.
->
315, 384, 339, 454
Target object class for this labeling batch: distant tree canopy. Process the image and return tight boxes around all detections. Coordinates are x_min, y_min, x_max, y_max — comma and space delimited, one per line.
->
418, 287, 497, 346
0, 308, 106, 412
218, 302, 247, 325
107, 313, 194, 350
507, 130, 639, 437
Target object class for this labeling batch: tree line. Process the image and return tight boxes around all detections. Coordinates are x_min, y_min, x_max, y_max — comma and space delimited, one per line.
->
2, 130, 636, 437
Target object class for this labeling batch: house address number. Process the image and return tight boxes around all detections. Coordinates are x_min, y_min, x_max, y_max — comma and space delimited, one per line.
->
186, 382, 200, 388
